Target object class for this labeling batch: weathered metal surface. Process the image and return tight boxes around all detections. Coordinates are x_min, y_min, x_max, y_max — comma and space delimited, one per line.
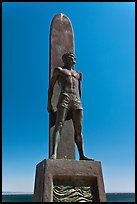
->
53, 184, 93, 202
49, 13, 75, 159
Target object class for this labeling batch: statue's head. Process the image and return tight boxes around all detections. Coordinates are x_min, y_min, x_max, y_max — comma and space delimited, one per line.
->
62, 52, 76, 66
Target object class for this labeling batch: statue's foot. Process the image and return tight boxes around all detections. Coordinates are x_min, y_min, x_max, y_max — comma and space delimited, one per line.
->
50, 154, 56, 159
79, 156, 94, 161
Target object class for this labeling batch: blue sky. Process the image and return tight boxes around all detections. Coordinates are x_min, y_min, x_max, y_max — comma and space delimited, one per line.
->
2, 2, 135, 193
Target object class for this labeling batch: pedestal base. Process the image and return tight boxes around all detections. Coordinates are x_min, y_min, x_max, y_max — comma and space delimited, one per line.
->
33, 159, 106, 202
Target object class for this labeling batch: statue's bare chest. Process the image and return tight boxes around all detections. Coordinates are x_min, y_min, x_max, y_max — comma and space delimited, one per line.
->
59, 69, 80, 80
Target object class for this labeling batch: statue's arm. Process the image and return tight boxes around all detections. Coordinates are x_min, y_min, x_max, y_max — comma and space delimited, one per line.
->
47, 67, 60, 112
78, 72, 82, 98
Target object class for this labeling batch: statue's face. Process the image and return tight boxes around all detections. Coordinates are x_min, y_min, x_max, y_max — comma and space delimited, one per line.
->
67, 54, 76, 65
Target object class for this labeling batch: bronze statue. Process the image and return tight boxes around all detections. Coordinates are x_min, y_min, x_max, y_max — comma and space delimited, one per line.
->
47, 53, 94, 160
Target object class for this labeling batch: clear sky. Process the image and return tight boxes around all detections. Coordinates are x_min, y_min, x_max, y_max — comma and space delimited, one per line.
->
2, 2, 135, 193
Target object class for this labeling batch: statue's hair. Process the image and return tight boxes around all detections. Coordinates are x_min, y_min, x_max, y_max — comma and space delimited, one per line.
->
62, 52, 75, 63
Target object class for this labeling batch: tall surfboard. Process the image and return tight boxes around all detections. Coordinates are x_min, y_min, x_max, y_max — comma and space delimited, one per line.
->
49, 13, 75, 159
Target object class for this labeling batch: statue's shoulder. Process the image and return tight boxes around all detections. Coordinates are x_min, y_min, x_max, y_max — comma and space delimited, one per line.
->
54, 66, 62, 73
77, 71, 82, 80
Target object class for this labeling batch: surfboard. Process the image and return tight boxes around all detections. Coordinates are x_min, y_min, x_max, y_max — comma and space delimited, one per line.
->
49, 13, 75, 159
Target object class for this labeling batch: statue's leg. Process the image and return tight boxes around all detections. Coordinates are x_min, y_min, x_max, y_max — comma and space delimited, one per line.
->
71, 109, 94, 160
50, 107, 68, 159
71, 109, 85, 159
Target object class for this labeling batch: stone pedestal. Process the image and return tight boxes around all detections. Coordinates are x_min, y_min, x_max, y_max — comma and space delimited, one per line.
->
33, 159, 106, 202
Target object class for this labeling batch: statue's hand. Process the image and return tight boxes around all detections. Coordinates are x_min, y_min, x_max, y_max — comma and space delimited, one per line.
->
47, 103, 54, 113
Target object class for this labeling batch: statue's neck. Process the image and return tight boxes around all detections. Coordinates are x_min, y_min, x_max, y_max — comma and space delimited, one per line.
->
63, 64, 74, 70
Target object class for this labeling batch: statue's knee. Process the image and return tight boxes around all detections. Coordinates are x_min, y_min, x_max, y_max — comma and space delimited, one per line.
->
75, 125, 82, 135
56, 121, 63, 131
